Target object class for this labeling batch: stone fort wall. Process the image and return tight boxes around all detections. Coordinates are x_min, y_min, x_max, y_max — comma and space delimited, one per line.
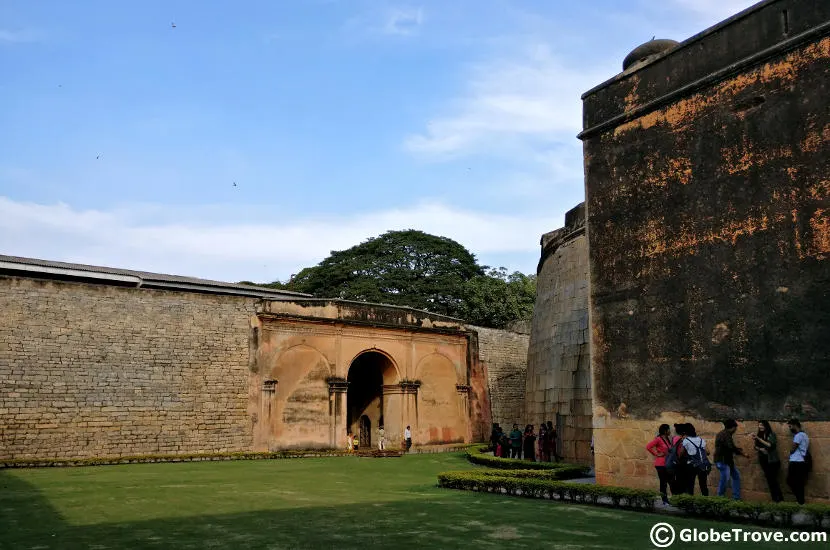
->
472, 326, 530, 429
0, 276, 255, 459
0, 274, 529, 459
581, 0, 829, 501
525, 204, 592, 464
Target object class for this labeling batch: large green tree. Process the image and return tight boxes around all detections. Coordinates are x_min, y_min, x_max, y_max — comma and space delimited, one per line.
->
258, 230, 537, 327
459, 268, 536, 329
276, 230, 484, 317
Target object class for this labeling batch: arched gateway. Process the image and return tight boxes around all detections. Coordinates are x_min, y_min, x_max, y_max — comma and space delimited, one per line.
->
250, 299, 485, 451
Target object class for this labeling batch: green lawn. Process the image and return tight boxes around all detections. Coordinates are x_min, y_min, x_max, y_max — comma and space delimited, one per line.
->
0, 453, 821, 549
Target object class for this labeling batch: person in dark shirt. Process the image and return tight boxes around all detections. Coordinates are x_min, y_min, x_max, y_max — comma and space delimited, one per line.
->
509, 424, 523, 459
490, 423, 501, 452
714, 419, 746, 500
523, 425, 537, 461
752, 420, 783, 502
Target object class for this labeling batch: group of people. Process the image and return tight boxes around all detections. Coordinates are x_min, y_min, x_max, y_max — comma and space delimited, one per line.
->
490, 422, 560, 462
346, 425, 412, 452
646, 418, 812, 505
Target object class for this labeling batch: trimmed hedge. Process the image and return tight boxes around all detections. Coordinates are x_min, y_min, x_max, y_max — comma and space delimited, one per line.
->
670, 495, 830, 528
464, 448, 588, 473
438, 471, 658, 511
0, 448, 402, 469
449, 467, 588, 482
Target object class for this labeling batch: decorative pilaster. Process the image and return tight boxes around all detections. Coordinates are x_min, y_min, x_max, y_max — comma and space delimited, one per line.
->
456, 384, 471, 442
327, 377, 349, 448
398, 380, 421, 443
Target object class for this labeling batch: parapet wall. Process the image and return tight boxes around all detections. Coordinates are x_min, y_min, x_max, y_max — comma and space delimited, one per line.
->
471, 326, 530, 430
525, 203, 592, 463
0, 276, 255, 459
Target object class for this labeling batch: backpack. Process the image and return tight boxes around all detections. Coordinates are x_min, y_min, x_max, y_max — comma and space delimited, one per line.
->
686, 439, 712, 473
665, 440, 681, 473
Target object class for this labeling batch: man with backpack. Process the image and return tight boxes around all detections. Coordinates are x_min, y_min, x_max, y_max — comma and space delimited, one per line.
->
681, 423, 711, 496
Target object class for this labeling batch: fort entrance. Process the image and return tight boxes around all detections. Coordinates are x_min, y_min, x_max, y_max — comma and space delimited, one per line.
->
250, 299, 481, 451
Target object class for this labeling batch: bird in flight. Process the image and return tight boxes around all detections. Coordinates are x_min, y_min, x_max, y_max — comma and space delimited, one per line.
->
96, 154, 101, 160
171, 22, 177, 29
232, 182, 237, 187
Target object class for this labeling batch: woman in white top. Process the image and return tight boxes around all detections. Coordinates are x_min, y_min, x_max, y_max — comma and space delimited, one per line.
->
680, 424, 710, 496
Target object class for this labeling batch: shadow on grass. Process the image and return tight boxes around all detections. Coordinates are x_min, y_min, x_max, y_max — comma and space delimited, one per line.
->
1, 470, 824, 550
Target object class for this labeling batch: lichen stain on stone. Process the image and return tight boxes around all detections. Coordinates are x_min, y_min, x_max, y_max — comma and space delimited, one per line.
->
638, 212, 771, 259
721, 139, 793, 175
613, 36, 830, 137
801, 124, 830, 153
808, 208, 829, 259
623, 75, 641, 112
637, 155, 693, 189
808, 180, 830, 201
711, 322, 730, 344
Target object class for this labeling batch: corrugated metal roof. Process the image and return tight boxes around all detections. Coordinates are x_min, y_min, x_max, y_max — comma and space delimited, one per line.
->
0, 254, 311, 299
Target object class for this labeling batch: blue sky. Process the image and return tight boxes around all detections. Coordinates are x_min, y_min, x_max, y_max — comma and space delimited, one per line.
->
1, 0, 758, 283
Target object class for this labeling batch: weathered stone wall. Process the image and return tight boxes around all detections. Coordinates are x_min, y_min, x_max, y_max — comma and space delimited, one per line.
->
0, 276, 255, 459
0, 270, 528, 457
581, 0, 830, 501
471, 326, 530, 429
526, 203, 592, 463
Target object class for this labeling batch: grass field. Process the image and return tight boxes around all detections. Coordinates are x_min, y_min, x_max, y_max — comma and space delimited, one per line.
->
0, 453, 821, 549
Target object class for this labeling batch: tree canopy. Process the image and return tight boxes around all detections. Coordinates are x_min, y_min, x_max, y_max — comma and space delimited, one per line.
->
259, 229, 535, 328
459, 267, 537, 329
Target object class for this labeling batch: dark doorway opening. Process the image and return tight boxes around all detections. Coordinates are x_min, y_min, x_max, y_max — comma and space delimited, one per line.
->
347, 351, 396, 446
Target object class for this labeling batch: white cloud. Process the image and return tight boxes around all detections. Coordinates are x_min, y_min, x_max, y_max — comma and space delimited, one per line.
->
0, 29, 44, 43
384, 7, 424, 36
404, 44, 614, 159
0, 196, 552, 283
343, 4, 425, 39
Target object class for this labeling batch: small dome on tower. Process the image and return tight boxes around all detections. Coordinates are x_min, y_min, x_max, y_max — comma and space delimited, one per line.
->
622, 39, 679, 71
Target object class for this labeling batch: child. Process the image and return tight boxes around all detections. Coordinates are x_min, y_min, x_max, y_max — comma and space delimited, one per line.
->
353, 434, 360, 452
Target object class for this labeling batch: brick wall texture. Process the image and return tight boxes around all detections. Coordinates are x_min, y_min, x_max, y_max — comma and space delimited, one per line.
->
526, 230, 592, 463
470, 326, 529, 430
0, 277, 255, 459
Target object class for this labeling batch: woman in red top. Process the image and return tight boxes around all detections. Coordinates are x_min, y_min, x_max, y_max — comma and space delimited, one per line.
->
646, 424, 676, 505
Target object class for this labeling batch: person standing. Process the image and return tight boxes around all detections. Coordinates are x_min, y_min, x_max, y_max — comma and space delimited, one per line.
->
681, 424, 710, 496
786, 418, 810, 504
404, 425, 412, 452
523, 425, 537, 462
490, 423, 501, 452
377, 426, 386, 451
347, 431, 354, 453
537, 424, 548, 462
751, 420, 782, 502
668, 424, 688, 495
509, 424, 523, 459
646, 424, 676, 505
353, 433, 360, 452
714, 419, 746, 500
547, 421, 558, 461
